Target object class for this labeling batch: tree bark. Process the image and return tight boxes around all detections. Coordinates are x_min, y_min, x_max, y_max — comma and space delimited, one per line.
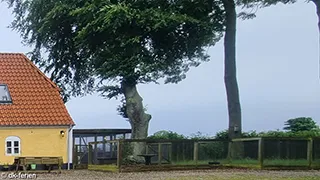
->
313, 0, 320, 82
121, 79, 152, 162
312, 0, 320, 33
222, 0, 242, 140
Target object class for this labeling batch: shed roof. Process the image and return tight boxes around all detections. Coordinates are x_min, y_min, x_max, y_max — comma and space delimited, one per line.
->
73, 129, 131, 137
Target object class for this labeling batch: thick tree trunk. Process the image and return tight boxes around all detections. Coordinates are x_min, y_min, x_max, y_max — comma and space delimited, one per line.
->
121, 79, 152, 162
312, 0, 320, 33
313, 0, 320, 80
222, 0, 242, 140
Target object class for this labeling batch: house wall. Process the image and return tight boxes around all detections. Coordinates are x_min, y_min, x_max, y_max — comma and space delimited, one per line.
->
0, 126, 69, 164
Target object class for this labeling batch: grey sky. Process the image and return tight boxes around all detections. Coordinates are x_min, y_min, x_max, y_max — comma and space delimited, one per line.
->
0, 2, 319, 137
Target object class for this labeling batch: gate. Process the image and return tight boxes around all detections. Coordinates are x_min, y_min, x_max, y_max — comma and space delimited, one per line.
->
73, 145, 89, 169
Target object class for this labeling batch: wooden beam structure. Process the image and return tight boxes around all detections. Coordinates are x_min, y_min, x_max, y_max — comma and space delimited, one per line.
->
258, 138, 264, 168
158, 143, 162, 164
307, 138, 313, 168
193, 142, 199, 165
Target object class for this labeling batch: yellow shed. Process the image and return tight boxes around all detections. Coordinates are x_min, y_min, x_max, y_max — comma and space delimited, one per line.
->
0, 53, 75, 168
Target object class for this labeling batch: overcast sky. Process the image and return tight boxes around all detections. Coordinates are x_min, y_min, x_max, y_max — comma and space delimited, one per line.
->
1, 2, 319, 137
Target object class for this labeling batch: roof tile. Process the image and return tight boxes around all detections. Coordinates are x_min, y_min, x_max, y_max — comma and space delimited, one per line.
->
0, 53, 75, 126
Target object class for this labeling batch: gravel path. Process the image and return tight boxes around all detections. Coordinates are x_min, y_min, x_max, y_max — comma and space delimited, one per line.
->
2, 169, 320, 180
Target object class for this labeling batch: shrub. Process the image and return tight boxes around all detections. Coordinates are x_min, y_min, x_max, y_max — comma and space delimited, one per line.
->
189, 131, 213, 140
148, 130, 186, 140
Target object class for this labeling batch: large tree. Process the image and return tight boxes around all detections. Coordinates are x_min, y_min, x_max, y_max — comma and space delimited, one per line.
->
5, 0, 224, 157
222, 0, 242, 139
312, 0, 320, 32
238, 0, 318, 31
284, 117, 318, 132
232, 0, 319, 137
228, 0, 320, 139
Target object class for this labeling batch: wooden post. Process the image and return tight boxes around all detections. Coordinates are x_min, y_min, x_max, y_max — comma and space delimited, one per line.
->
286, 141, 290, 159
169, 143, 172, 164
73, 145, 78, 169
227, 141, 232, 163
307, 138, 313, 169
146, 143, 149, 154
182, 142, 185, 161
103, 136, 106, 153
88, 144, 93, 165
72, 136, 75, 168
277, 140, 281, 159
258, 138, 264, 169
114, 135, 118, 156
94, 135, 97, 164
158, 143, 162, 164
117, 140, 122, 169
110, 135, 114, 158
94, 136, 97, 148
193, 142, 199, 165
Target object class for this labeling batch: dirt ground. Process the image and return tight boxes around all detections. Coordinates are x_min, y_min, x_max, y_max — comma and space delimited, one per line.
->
4, 169, 320, 180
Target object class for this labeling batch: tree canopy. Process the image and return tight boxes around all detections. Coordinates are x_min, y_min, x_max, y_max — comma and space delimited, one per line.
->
236, 0, 296, 20
284, 117, 318, 132
6, 0, 225, 103
6, 1, 227, 158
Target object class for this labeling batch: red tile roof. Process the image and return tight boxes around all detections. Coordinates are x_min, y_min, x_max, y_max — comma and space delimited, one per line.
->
0, 53, 75, 126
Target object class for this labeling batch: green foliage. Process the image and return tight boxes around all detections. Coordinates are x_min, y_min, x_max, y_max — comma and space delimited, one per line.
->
242, 130, 260, 138
149, 125, 320, 141
215, 130, 229, 140
236, 0, 296, 21
148, 130, 186, 140
215, 129, 260, 139
189, 131, 213, 140
5, 0, 225, 104
284, 117, 318, 132
199, 142, 228, 159
213, 117, 319, 139
148, 130, 218, 140
259, 129, 320, 138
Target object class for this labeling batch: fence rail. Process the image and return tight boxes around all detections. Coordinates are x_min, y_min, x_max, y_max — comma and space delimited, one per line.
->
83, 137, 320, 171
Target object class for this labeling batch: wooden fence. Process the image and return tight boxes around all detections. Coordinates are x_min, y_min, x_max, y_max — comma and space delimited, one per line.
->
85, 137, 320, 170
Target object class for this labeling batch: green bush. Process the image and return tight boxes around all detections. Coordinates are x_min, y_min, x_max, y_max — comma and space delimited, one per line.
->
215, 130, 228, 140
198, 141, 228, 160
259, 129, 320, 138
146, 128, 320, 164
214, 129, 320, 139
148, 130, 186, 140
189, 131, 213, 140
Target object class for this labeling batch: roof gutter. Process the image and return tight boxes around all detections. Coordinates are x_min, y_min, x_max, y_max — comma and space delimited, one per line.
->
67, 124, 73, 170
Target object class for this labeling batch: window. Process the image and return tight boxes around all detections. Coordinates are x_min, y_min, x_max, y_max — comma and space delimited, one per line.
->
5, 136, 20, 156
0, 84, 12, 104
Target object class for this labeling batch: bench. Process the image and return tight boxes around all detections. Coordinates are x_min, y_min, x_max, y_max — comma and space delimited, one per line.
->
14, 156, 63, 173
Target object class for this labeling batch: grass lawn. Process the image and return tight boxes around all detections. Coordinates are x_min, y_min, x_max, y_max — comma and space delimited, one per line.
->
263, 159, 309, 166
171, 158, 320, 168
166, 176, 320, 180
172, 159, 258, 166
31, 169, 320, 180
88, 164, 118, 172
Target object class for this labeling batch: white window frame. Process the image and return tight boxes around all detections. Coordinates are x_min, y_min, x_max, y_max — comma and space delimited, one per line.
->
5, 136, 21, 156
0, 84, 12, 104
